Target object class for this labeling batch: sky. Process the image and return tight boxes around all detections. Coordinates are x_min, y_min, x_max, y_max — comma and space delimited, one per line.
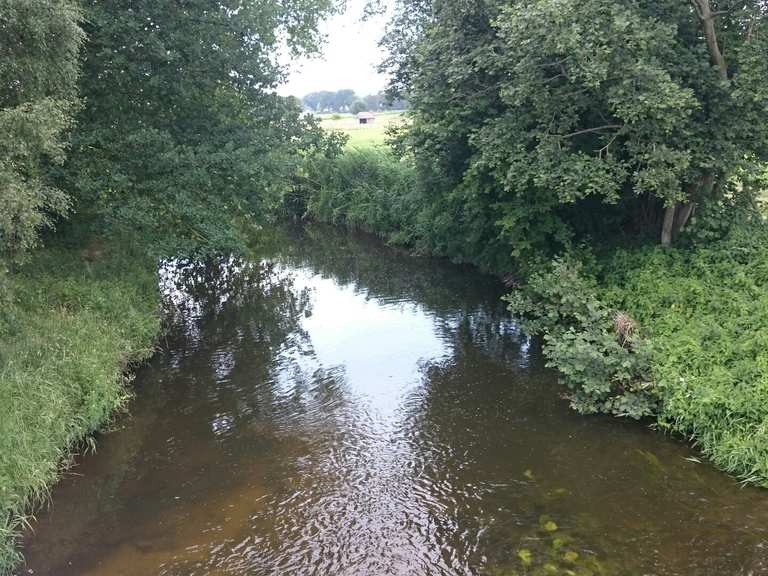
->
278, 0, 390, 99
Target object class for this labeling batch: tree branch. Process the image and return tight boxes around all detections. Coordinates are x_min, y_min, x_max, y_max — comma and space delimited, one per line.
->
691, 0, 729, 81
558, 124, 623, 138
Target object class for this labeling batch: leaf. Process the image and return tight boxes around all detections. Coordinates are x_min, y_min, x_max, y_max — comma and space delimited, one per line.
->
517, 549, 533, 567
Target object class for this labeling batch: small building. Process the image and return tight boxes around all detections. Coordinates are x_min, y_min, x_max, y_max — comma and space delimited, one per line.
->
357, 111, 376, 125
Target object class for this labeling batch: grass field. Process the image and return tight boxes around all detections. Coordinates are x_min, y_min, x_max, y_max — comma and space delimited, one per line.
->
317, 111, 407, 149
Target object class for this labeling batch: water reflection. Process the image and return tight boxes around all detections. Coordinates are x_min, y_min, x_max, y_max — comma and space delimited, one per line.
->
21, 225, 768, 576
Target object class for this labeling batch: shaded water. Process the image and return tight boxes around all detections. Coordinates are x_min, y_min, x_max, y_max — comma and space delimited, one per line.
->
22, 225, 768, 576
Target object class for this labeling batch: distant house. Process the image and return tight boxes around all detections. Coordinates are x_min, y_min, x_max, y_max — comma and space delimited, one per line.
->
357, 111, 375, 125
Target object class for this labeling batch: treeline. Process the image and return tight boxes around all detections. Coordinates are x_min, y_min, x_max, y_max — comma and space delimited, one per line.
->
0, 1, 342, 572
293, 0, 768, 488
0, 0, 344, 271
302, 89, 407, 113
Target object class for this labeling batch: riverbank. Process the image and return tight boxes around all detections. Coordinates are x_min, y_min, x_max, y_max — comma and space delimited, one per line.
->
20, 222, 768, 576
294, 148, 768, 486
0, 234, 161, 573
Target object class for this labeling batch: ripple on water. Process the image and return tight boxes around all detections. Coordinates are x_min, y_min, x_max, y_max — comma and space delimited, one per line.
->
20, 226, 768, 576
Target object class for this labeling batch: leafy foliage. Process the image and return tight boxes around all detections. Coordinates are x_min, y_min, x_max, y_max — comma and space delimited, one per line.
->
381, 0, 768, 257
0, 0, 83, 264
505, 256, 657, 419
62, 0, 342, 255
600, 219, 768, 484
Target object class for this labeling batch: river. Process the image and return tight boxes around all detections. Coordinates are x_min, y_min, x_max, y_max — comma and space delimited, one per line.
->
22, 225, 768, 575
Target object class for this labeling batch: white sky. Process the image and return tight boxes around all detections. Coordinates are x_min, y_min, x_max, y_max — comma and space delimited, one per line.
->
278, 0, 390, 99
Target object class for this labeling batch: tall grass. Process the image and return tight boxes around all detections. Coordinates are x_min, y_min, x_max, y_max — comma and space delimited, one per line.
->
600, 222, 768, 485
299, 148, 420, 245
0, 236, 160, 573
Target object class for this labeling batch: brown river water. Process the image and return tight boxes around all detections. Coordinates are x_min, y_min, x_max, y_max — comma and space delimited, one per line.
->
21, 225, 768, 576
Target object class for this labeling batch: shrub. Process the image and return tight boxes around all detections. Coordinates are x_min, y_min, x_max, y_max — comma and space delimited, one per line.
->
505, 255, 657, 419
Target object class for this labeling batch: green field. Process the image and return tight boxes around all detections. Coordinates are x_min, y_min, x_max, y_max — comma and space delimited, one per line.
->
317, 111, 407, 149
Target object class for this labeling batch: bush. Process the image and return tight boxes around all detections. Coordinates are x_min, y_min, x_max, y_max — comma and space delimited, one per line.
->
508, 216, 768, 485
505, 256, 657, 419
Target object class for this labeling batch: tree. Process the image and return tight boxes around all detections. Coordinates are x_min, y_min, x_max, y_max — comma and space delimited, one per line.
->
0, 0, 84, 264
381, 0, 768, 259
63, 0, 342, 255
303, 91, 323, 111
333, 88, 357, 111
351, 100, 368, 114
363, 93, 382, 111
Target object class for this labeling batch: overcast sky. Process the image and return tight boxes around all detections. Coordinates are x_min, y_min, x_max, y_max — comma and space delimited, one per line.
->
278, 0, 390, 99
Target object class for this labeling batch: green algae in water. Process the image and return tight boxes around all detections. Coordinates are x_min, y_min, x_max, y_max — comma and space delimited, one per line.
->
485, 515, 617, 576
524, 469, 536, 480
518, 549, 534, 567
539, 515, 559, 532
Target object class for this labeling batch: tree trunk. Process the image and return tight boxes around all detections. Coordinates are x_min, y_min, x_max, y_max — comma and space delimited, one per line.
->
658, 3, 726, 246
673, 201, 695, 236
661, 203, 676, 246
691, 0, 728, 81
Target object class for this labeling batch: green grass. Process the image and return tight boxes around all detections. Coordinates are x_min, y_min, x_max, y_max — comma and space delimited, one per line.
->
0, 235, 160, 574
317, 111, 407, 149
600, 224, 768, 485
298, 146, 768, 486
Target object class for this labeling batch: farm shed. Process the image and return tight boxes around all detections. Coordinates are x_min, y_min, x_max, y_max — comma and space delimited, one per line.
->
356, 111, 375, 125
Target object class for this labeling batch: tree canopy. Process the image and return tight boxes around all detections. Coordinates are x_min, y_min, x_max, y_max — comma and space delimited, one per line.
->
381, 0, 768, 265
0, 0, 83, 264
60, 0, 344, 255
1, 0, 345, 263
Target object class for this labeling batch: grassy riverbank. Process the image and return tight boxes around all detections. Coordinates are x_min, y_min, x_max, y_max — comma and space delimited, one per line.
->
601, 224, 768, 484
294, 148, 768, 486
0, 234, 160, 572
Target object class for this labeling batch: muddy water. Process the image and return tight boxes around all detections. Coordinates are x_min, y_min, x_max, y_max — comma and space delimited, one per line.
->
22, 226, 768, 576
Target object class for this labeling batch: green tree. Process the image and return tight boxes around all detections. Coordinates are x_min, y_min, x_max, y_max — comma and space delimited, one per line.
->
363, 93, 381, 111
333, 88, 357, 111
0, 0, 83, 264
351, 100, 368, 114
63, 0, 342, 255
381, 0, 768, 260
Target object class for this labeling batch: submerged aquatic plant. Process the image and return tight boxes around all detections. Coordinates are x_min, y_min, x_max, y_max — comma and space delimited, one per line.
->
484, 513, 618, 576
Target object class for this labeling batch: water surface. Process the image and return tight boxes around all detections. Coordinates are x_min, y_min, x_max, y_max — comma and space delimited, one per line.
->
23, 225, 768, 575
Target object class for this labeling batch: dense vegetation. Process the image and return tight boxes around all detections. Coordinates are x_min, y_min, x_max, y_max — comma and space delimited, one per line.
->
2, 0, 768, 570
0, 0, 83, 266
293, 0, 768, 485
378, 0, 768, 258
0, 232, 160, 570
0, 1, 342, 572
